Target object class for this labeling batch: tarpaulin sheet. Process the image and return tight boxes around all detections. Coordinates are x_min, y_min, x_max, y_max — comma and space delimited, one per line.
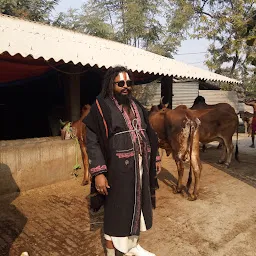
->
0, 53, 62, 83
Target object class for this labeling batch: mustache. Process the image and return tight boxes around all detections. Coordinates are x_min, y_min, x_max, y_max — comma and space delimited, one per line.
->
121, 88, 131, 93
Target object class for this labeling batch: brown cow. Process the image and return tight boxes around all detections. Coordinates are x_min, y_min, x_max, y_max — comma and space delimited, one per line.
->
190, 96, 239, 167
149, 105, 202, 200
191, 96, 235, 150
61, 105, 91, 185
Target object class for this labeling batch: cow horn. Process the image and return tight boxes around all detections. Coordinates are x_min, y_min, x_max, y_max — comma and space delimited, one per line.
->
59, 119, 66, 126
160, 96, 164, 105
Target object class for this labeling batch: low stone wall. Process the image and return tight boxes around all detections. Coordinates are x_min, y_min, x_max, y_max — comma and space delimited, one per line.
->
0, 137, 84, 195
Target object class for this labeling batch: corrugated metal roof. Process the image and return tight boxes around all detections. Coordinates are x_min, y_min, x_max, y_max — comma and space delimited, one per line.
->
0, 14, 241, 84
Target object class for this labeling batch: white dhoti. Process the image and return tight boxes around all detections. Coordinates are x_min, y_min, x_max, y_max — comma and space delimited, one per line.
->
104, 156, 146, 253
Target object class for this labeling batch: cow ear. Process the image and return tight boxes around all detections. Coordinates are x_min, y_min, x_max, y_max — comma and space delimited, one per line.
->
60, 119, 66, 127
160, 96, 164, 105
160, 96, 168, 108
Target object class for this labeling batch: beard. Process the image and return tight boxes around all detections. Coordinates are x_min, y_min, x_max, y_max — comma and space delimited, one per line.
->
114, 89, 132, 106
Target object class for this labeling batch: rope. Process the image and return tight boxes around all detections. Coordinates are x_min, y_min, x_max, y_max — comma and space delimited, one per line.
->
96, 99, 109, 138
45, 60, 90, 75
114, 119, 145, 154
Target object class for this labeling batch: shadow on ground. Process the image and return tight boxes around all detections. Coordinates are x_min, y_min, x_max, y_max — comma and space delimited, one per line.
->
88, 205, 105, 254
0, 163, 27, 256
200, 146, 256, 188
157, 167, 177, 190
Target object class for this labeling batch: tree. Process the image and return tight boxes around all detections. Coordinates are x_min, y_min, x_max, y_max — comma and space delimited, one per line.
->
0, 0, 59, 22
164, 0, 256, 98
53, 1, 115, 39
245, 10, 256, 67
52, 0, 183, 57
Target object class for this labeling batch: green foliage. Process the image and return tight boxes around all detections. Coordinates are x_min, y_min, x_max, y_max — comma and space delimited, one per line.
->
0, 0, 188, 57
51, 0, 183, 57
52, 1, 115, 39
0, 0, 59, 22
165, 0, 256, 98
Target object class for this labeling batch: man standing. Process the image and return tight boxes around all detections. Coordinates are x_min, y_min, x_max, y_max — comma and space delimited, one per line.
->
84, 66, 161, 256
245, 99, 256, 148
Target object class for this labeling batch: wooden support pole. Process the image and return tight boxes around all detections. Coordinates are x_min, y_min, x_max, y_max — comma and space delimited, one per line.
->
161, 75, 173, 109
64, 65, 81, 121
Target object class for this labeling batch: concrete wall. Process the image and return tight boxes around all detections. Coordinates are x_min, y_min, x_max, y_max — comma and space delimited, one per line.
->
0, 137, 84, 196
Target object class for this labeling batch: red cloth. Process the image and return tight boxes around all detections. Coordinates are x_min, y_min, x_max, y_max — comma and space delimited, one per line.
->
0, 60, 51, 83
0, 53, 63, 83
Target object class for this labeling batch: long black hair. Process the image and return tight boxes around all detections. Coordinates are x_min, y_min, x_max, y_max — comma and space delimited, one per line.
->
100, 66, 134, 98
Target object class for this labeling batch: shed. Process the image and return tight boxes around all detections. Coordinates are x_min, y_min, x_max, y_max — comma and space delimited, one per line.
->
0, 14, 242, 192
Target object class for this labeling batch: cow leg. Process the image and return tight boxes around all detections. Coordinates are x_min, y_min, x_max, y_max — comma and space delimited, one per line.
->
187, 167, 192, 192
188, 154, 202, 201
244, 121, 248, 134
248, 124, 252, 137
174, 159, 184, 194
188, 132, 202, 201
80, 142, 90, 186
218, 139, 227, 164
223, 137, 234, 167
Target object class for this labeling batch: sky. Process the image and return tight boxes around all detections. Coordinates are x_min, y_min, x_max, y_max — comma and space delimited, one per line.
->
53, 0, 209, 70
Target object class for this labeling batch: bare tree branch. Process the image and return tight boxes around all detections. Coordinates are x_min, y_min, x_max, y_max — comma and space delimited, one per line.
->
195, 9, 214, 19
229, 0, 234, 10
230, 51, 239, 75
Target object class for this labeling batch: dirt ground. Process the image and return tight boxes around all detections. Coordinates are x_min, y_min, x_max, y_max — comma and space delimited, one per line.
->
0, 133, 255, 256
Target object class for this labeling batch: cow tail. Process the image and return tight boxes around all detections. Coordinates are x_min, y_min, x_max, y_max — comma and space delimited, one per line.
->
187, 121, 195, 189
235, 118, 239, 162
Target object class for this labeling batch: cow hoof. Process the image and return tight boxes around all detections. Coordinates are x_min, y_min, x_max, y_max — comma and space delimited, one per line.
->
224, 163, 230, 168
181, 190, 187, 198
172, 188, 178, 194
188, 194, 197, 201
81, 180, 89, 186
172, 187, 182, 194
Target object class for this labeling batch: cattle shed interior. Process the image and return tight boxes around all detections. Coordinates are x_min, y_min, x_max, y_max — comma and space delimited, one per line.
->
0, 53, 161, 140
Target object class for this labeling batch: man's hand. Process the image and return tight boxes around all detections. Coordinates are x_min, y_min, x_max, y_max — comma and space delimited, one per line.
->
156, 161, 161, 175
95, 174, 110, 195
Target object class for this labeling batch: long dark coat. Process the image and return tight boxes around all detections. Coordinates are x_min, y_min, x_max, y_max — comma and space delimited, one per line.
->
84, 96, 159, 237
